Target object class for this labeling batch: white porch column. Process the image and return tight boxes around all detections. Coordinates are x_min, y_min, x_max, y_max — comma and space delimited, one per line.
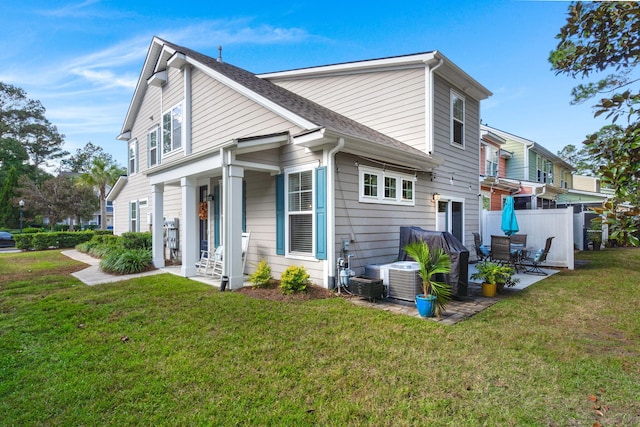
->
224, 164, 244, 289
181, 176, 198, 277
151, 183, 165, 268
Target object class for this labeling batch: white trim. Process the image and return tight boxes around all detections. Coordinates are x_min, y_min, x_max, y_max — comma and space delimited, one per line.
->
450, 89, 465, 148
284, 163, 316, 258
358, 165, 416, 206
162, 101, 184, 155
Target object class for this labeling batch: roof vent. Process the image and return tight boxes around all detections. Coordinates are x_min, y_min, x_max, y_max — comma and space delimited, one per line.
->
217, 45, 223, 62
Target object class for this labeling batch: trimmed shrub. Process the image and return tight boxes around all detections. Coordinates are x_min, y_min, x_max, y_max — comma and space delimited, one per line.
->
22, 227, 44, 234
94, 230, 114, 236
279, 265, 310, 295
32, 233, 57, 250
249, 259, 272, 288
14, 234, 34, 250
100, 248, 153, 275
121, 232, 152, 250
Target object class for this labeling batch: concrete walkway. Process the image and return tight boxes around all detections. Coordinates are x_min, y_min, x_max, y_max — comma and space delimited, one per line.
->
62, 249, 558, 324
62, 250, 165, 285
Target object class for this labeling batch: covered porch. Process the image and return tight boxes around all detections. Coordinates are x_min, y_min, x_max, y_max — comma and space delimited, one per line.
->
146, 134, 284, 290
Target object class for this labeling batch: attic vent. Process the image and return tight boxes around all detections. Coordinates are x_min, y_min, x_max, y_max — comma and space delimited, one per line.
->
217, 45, 223, 62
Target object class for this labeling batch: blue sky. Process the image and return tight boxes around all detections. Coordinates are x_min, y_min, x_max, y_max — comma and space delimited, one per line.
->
1, 0, 607, 169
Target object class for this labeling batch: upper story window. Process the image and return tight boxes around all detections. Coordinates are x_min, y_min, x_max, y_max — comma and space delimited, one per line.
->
286, 167, 314, 255
560, 170, 570, 189
451, 90, 465, 147
162, 103, 182, 154
147, 126, 160, 167
536, 156, 554, 184
485, 145, 499, 177
359, 166, 416, 206
128, 139, 138, 175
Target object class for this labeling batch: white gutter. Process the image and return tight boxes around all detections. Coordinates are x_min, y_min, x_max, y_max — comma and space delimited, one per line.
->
325, 137, 345, 289
425, 57, 444, 155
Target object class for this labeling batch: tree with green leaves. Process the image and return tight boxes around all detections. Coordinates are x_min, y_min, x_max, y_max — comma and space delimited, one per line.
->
0, 166, 20, 228
550, 1, 640, 246
79, 157, 125, 230
0, 82, 67, 181
19, 174, 98, 231
556, 144, 598, 176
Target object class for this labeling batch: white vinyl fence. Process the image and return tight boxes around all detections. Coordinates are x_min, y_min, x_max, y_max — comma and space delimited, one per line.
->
481, 207, 575, 270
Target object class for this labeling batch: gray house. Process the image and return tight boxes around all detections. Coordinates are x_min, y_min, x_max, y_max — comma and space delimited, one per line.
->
108, 37, 491, 289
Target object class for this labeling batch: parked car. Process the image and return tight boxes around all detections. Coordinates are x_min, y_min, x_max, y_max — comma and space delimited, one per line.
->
0, 231, 15, 248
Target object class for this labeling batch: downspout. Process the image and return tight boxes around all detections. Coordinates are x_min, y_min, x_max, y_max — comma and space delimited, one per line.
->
326, 137, 345, 289
425, 56, 444, 155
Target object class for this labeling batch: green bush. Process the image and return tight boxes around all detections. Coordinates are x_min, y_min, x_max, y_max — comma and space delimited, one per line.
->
22, 227, 44, 234
94, 230, 114, 236
279, 265, 310, 295
93, 234, 119, 246
32, 233, 57, 250
100, 248, 153, 275
14, 234, 33, 250
121, 232, 152, 250
249, 259, 273, 288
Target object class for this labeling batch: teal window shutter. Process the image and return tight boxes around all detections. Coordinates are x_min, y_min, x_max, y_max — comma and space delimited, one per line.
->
242, 180, 247, 232
213, 185, 220, 247
275, 174, 284, 255
315, 166, 327, 260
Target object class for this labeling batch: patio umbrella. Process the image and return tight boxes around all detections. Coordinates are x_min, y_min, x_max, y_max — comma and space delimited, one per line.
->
501, 196, 519, 236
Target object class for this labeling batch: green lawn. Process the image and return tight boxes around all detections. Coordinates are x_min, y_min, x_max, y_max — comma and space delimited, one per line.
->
1, 249, 639, 426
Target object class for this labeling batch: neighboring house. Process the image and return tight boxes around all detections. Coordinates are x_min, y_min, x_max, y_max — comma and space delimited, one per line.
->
479, 128, 520, 211
557, 175, 611, 212
107, 37, 491, 289
480, 125, 574, 210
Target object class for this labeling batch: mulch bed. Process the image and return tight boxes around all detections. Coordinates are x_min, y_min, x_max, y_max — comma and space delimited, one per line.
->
235, 280, 336, 302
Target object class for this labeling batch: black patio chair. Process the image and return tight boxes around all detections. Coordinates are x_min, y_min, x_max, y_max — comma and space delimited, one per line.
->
523, 236, 554, 275
490, 235, 514, 265
473, 232, 490, 261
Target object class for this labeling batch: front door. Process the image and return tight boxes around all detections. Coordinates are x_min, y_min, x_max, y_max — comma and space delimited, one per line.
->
199, 186, 208, 252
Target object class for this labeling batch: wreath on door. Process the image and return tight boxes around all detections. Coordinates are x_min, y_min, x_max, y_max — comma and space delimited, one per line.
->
198, 202, 208, 220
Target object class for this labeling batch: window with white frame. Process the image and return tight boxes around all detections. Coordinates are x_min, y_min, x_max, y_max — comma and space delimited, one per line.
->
129, 200, 139, 232
359, 166, 416, 205
485, 145, 499, 177
147, 126, 160, 167
451, 90, 465, 147
536, 156, 554, 183
162, 103, 182, 154
560, 170, 569, 189
286, 167, 314, 255
128, 140, 137, 175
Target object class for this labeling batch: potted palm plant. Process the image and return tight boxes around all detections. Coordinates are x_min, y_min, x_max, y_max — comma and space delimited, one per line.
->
404, 240, 452, 317
470, 261, 518, 297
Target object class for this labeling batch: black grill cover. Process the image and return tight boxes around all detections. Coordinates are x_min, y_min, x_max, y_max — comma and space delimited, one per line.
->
398, 226, 469, 297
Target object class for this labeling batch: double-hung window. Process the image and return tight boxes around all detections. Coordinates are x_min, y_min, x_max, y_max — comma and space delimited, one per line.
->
129, 200, 139, 232
128, 140, 138, 175
485, 145, 499, 177
147, 126, 160, 167
359, 166, 415, 205
162, 103, 182, 154
451, 90, 465, 147
287, 168, 314, 255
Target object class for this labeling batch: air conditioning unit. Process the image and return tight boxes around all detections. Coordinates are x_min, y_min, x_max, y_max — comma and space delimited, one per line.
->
387, 261, 421, 301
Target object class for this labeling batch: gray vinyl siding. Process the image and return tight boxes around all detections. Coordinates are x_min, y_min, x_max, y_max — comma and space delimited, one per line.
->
271, 68, 427, 150
431, 75, 481, 250
191, 69, 303, 153
332, 153, 437, 275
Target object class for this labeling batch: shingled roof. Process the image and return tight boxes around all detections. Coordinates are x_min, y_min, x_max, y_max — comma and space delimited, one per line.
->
156, 38, 435, 161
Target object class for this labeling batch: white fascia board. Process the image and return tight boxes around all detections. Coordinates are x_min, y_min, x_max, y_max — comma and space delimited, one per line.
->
120, 38, 165, 136
188, 57, 318, 130
106, 176, 127, 201
259, 52, 437, 80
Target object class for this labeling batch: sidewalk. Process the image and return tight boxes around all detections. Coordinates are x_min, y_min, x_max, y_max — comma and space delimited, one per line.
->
62, 250, 165, 285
